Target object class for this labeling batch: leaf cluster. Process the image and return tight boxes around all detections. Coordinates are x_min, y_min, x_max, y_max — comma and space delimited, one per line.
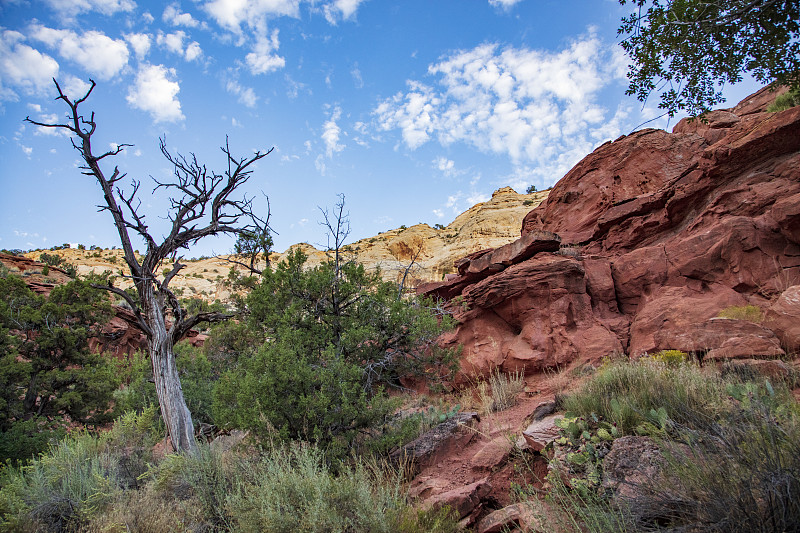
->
0, 275, 120, 463
619, 0, 800, 116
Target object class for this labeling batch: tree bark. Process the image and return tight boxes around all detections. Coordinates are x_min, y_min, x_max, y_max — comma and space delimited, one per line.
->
143, 286, 197, 453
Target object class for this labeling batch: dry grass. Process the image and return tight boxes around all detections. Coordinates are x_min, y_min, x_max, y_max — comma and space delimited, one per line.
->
717, 304, 763, 323
475, 368, 525, 414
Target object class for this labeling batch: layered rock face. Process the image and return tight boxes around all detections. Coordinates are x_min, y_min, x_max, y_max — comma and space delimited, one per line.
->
421, 86, 800, 381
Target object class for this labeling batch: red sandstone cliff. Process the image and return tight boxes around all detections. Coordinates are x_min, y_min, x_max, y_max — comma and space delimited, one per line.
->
420, 86, 800, 382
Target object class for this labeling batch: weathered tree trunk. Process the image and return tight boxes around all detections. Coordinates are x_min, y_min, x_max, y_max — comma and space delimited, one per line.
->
144, 289, 197, 454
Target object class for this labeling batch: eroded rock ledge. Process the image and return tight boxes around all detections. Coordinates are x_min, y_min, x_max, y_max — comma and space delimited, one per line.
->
420, 86, 800, 383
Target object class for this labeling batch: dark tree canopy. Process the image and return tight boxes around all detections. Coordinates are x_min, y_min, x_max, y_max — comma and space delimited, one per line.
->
0, 276, 119, 462
618, 0, 800, 116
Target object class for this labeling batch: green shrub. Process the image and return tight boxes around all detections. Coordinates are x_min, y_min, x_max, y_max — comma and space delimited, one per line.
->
213, 249, 458, 461
1, 276, 119, 464
768, 87, 800, 112
142, 442, 445, 533
646, 349, 688, 366
226, 444, 405, 533
623, 379, 800, 532
717, 304, 763, 322
388, 505, 461, 533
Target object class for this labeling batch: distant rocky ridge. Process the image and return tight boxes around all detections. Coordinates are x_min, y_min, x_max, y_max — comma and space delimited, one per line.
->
420, 85, 800, 383
20, 187, 548, 302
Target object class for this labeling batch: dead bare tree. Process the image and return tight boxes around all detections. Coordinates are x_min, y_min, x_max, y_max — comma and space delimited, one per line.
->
26, 79, 273, 453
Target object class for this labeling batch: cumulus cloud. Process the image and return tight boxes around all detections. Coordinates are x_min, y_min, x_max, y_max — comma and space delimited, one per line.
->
62, 75, 91, 100
323, 0, 367, 24
226, 79, 258, 107
322, 106, 344, 157
374, 30, 628, 184
0, 30, 59, 100
125, 33, 151, 60
203, 0, 301, 33
157, 30, 185, 54
246, 30, 285, 74
126, 64, 184, 123
31, 113, 70, 136
44, 0, 135, 16
204, 0, 367, 32
163, 3, 201, 27
30, 26, 129, 80
314, 154, 327, 175
184, 41, 202, 61
156, 31, 202, 61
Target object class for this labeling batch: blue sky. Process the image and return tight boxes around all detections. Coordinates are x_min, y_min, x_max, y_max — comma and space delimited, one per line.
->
0, 0, 762, 256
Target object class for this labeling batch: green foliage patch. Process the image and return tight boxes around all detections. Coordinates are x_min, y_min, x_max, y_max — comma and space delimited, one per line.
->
0, 275, 121, 464
212, 249, 459, 461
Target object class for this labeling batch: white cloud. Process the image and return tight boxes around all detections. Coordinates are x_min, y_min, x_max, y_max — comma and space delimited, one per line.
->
374, 30, 628, 185
204, 0, 301, 33
62, 75, 91, 100
185, 41, 202, 61
323, 0, 367, 24
156, 31, 202, 61
432, 209, 444, 218
0, 30, 59, 99
44, 0, 135, 16
157, 30, 186, 55
163, 3, 201, 27
285, 74, 308, 98
322, 106, 344, 157
31, 113, 70, 136
204, 0, 367, 32
30, 26, 129, 80
467, 192, 490, 205
126, 64, 184, 123
433, 156, 455, 176
246, 30, 285, 74
375, 80, 439, 149
489, 0, 524, 8
21, 145, 33, 156
226, 79, 258, 107
125, 33, 151, 60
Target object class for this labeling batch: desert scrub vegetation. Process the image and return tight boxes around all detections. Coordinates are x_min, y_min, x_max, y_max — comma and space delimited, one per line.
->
768, 86, 800, 112
0, 409, 461, 533
476, 367, 525, 414
533, 357, 800, 533
717, 304, 763, 322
